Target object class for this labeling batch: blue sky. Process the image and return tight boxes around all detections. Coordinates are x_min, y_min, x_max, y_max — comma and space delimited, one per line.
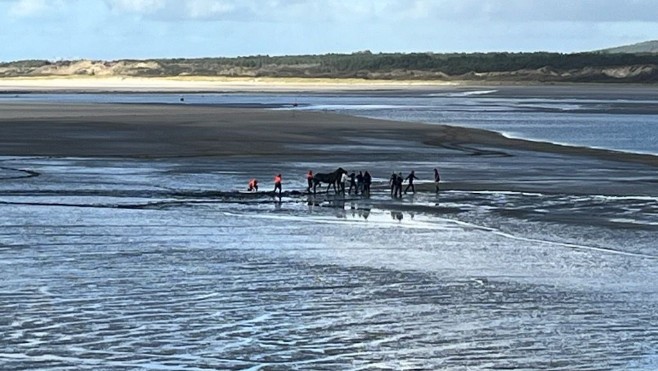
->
1, 0, 656, 61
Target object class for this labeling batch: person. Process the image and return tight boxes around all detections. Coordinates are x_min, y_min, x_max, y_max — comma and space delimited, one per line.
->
394, 172, 403, 198
356, 171, 364, 194
363, 171, 372, 196
434, 168, 441, 193
306, 170, 314, 193
404, 170, 419, 194
247, 178, 258, 192
340, 171, 348, 194
348, 172, 357, 195
388, 172, 397, 196
273, 174, 282, 195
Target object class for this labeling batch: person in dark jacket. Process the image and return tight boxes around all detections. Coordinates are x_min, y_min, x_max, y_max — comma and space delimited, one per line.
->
404, 170, 418, 194
348, 172, 357, 195
363, 171, 372, 196
356, 171, 364, 194
434, 167, 441, 193
394, 172, 403, 198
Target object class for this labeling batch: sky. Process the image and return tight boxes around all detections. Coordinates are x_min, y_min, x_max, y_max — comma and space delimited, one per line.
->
0, 0, 657, 61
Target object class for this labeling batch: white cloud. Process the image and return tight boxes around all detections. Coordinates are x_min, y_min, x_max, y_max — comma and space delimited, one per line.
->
104, 0, 166, 14
185, 0, 237, 19
97, 0, 658, 24
8, 0, 52, 17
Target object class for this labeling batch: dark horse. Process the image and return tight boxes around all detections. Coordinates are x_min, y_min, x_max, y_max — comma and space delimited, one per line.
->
312, 167, 347, 194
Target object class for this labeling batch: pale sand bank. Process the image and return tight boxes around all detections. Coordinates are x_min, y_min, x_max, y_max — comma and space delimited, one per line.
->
0, 76, 456, 92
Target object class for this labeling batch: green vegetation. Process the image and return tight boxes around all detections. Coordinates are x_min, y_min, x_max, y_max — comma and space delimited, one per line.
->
2, 51, 658, 82
152, 51, 658, 78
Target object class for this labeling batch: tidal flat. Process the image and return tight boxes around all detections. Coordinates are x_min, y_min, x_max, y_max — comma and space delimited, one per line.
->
1, 101, 657, 369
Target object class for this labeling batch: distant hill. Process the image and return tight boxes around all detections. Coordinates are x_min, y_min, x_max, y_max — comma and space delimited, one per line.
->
597, 40, 658, 54
2, 51, 658, 83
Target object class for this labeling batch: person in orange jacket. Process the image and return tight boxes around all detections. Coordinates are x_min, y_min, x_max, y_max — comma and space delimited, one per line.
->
306, 170, 314, 193
248, 179, 258, 192
273, 174, 282, 195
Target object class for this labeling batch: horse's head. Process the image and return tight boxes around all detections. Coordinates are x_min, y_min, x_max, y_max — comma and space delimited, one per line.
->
337, 167, 347, 175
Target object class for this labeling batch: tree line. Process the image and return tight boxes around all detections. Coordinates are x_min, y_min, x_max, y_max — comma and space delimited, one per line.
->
2, 51, 658, 81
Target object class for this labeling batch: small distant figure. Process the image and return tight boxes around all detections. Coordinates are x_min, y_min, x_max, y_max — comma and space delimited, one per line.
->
363, 171, 372, 196
340, 171, 348, 194
273, 174, 282, 195
248, 178, 259, 192
434, 168, 441, 193
306, 170, 314, 193
404, 170, 418, 194
388, 172, 397, 196
180, 96, 185, 102
348, 172, 357, 195
394, 172, 403, 198
356, 171, 364, 194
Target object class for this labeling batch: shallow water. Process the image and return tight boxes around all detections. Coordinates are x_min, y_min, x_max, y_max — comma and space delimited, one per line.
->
1, 156, 657, 369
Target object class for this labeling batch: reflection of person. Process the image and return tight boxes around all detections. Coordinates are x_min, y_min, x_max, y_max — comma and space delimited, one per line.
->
434, 168, 441, 193
404, 170, 418, 194
273, 174, 282, 195
248, 179, 258, 192
306, 170, 314, 193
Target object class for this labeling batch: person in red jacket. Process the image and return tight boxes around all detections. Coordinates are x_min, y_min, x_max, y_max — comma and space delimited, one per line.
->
273, 174, 282, 195
306, 170, 314, 193
248, 179, 258, 192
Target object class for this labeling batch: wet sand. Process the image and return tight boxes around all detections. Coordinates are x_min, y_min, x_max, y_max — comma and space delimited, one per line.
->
2, 101, 657, 369
1, 102, 657, 196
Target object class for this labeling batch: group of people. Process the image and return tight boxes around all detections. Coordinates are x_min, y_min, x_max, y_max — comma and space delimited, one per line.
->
249, 167, 441, 197
304, 170, 373, 196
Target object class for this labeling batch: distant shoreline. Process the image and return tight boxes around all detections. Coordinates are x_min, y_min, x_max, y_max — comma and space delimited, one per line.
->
2, 76, 656, 96
0, 76, 461, 93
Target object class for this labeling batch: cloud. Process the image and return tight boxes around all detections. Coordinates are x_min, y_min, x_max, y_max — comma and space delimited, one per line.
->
8, 0, 55, 17
104, 0, 248, 20
419, 0, 658, 23
96, 0, 658, 24
6, 0, 658, 23
104, 0, 165, 14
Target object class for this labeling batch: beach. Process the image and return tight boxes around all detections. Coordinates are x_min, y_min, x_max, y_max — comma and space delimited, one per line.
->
0, 76, 454, 93
1, 91, 657, 369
